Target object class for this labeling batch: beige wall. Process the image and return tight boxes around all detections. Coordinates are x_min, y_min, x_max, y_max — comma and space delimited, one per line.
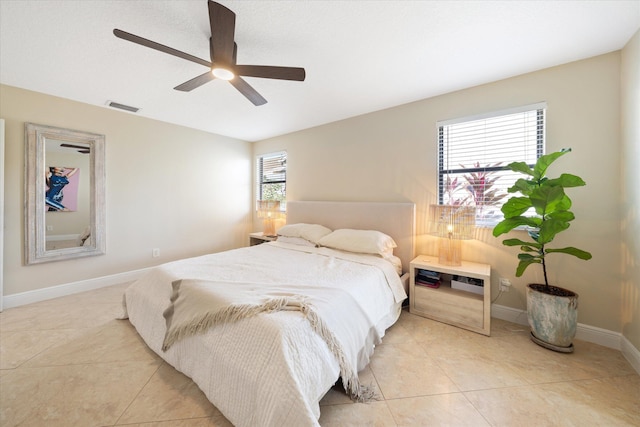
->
1, 85, 252, 296
255, 52, 624, 333
621, 29, 640, 350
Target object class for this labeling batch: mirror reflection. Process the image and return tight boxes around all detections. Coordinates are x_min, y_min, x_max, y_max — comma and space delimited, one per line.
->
25, 123, 106, 264
45, 139, 91, 250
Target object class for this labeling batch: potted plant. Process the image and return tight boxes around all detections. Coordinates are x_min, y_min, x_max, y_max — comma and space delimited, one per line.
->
492, 148, 592, 353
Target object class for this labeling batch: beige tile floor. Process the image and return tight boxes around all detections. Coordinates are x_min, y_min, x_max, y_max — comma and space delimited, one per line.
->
1, 283, 638, 426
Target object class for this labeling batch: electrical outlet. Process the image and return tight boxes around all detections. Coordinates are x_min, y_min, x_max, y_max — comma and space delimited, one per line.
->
152, 248, 160, 258
499, 278, 511, 292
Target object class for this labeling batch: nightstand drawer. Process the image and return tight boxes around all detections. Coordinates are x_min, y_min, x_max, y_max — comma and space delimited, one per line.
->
413, 285, 484, 329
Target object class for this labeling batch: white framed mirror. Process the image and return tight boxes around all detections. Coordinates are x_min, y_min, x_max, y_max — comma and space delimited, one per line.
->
25, 123, 105, 264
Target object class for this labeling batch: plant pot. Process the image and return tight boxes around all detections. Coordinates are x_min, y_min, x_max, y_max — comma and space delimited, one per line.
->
526, 283, 578, 353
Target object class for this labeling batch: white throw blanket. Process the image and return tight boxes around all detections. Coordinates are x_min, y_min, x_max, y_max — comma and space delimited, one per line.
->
162, 278, 375, 401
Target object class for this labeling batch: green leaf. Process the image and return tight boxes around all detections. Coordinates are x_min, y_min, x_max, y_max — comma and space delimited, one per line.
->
501, 238, 541, 248
515, 258, 541, 277
556, 194, 572, 212
546, 247, 593, 260
508, 178, 535, 196
507, 161, 534, 176
532, 149, 571, 179
546, 173, 586, 188
530, 186, 565, 215
547, 210, 575, 222
538, 218, 571, 244
501, 197, 532, 217
492, 216, 539, 236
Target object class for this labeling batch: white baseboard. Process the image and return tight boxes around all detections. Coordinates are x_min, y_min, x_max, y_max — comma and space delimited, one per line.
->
491, 303, 529, 326
574, 322, 623, 350
621, 335, 640, 375
2, 267, 152, 309
492, 303, 629, 351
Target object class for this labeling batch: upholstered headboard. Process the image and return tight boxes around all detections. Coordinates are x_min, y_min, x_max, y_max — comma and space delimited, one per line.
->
286, 201, 416, 273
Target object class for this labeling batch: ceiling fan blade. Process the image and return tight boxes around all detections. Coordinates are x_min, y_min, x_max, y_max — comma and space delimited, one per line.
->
208, 1, 235, 65
230, 77, 267, 106
209, 38, 237, 65
235, 65, 306, 81
114, 29, 212, 68
60, 143, 89, 150
174, 71, 215, 91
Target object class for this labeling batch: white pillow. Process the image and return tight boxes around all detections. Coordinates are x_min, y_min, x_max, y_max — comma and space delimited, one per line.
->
317, 229, 397, 256
385, 254, 403, 275
277, 223, 332, 244
276, 236, 317, 247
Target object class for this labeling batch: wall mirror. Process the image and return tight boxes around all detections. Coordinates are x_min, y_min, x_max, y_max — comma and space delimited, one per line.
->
25, 123, 105, 264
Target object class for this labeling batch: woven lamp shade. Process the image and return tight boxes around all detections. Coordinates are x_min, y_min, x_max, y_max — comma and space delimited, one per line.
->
430, 205, 476, 266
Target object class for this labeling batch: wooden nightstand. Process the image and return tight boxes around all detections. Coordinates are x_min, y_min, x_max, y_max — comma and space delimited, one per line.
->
409, 255, 491, 336
249, 232, 277, 246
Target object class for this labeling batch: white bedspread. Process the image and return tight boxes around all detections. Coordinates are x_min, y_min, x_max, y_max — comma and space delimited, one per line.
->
121, 242, 406, 427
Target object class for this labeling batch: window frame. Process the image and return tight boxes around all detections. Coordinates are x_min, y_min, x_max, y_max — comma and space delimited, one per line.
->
436, 102, 546, 227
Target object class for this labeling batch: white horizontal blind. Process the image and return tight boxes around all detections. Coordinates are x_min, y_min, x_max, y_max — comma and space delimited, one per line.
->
256, 151, 287, 211
438, 103, 545, 226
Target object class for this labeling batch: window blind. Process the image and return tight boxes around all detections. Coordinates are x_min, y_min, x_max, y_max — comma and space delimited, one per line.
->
437, 103, 545, 226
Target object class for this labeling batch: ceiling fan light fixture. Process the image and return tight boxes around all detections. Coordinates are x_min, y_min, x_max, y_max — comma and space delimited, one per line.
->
212, 67, 235, 80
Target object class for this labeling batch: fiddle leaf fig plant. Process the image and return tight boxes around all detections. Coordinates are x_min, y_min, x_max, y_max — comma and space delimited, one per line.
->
492, 148, 592, 291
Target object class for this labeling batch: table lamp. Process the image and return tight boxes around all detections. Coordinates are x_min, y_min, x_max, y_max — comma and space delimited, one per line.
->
430, 205, 476, 266
257, 200, 283, 237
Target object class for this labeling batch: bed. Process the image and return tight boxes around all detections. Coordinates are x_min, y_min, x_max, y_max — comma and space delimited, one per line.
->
121, 201, 415, 426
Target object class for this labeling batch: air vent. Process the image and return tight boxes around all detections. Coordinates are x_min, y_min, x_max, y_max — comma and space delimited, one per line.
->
106, 101, 139, 113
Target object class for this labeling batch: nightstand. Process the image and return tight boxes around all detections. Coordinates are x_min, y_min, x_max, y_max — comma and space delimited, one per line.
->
409, 255, 491, 336
249, 232, 277, 246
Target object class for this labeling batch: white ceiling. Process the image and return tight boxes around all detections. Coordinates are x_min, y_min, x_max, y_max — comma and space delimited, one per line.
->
1, 1, 638, 142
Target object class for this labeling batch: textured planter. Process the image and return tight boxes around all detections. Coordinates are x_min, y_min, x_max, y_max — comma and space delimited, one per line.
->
526, 283, 578, 352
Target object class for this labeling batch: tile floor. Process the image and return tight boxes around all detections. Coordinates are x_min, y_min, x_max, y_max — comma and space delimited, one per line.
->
1, 283, 638, 426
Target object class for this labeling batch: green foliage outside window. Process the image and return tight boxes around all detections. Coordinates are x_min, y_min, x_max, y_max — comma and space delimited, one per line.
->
261, 183, 286, 202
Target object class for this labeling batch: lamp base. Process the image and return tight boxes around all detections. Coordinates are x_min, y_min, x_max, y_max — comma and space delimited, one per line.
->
438, 237, 462, 266
262, 218, 276, 237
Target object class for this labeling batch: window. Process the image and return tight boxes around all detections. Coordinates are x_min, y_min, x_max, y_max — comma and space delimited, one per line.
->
256, 151, 287, 210
437, 103, 545, 226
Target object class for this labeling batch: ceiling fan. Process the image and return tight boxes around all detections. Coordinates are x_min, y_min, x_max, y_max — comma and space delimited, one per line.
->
113, 0, 305, 106
60, 143, 90, 154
